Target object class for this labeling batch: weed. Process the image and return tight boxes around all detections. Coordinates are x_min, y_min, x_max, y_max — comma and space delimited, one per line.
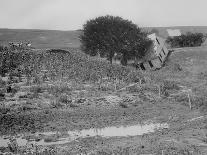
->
162, 80, 180, 90
98, 82, 115, 91
124, 70, 143, 83
126, 84, 142, 93
0, 103, 10, 114
8, 137, 18, 153
69, 103, 79, 108
30, 85, 44, 98
0, 78, 6, 88
193, 96, 207, 112
58, 94, 72, 104
47, 83, 72, 96
119, 102, 128, 108
50, 100, 64, 108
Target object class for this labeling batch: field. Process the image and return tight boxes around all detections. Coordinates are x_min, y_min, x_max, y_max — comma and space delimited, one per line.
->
145, 26, 207, 39
1, 26, 207, 49
1, 29, 207, 154
0, 29, 81, 49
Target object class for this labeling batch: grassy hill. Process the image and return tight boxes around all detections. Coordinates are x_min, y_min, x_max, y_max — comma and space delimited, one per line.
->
1, 26, 207, 49
1, 42, 207, 154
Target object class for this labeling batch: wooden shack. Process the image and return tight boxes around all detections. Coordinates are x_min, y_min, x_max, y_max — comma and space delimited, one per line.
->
136, 33, 171, 70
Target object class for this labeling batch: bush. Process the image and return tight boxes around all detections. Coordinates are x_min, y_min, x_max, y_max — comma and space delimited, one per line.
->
58, 94, 72, 104
166, 32, 206, 48
119, 102, 128, 108
0, 49, 23, 77
30, 85, 44, 98
124, 70, 143, 83
0, 47, 143, 84
0, 78, 6, 88
126, 84, 143, 93
47, 83, 72, 96
192, 96, 207, 112
161, 80, 180, 91
98, 82, 116, 91
50, 100, 64, 108
0, 106, 10, 114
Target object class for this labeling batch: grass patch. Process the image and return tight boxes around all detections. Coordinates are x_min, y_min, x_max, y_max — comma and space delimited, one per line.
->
119, 102, 128, 108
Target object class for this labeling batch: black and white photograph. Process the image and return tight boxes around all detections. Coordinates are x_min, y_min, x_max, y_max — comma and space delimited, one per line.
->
0, 0, 207, 154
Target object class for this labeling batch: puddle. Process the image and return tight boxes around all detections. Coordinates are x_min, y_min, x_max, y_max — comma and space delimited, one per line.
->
0, 122, 168, 147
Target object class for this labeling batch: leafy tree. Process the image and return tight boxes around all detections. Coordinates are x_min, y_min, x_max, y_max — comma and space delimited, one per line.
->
80, 15, 152, 65
166, 32, 206, 48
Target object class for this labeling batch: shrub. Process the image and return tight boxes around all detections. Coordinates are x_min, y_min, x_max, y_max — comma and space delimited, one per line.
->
30, 85, 44, 98
166, 32, 206, 48
50, 100, 64, 108
192, 96, 207, 112
124, 70, 143, 83
58, 94, 72, 104
0, 47, 143, 84
0, 78, 6, 88
47, 83, 72, 96
8, 138, 18, 153
119, 102, 128, 108
161, 80, 180, 91
0, 105, 10, 114
98, 82, 115, 91
126, 84, 142, 93
0, 49, 24, 77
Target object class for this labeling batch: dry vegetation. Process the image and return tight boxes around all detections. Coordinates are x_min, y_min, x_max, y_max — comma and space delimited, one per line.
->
0, 46, 207, 154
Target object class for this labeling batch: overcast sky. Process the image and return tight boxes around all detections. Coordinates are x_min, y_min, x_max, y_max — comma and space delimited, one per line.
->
0, 0, 207, 30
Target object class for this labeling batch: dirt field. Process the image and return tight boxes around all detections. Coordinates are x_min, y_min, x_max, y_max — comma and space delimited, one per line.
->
0, 47, 207, 154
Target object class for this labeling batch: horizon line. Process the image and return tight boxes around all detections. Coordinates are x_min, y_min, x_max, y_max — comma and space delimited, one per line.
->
1, 25, 207, 32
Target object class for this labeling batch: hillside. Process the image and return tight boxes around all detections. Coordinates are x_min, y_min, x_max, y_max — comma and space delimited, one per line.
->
1, 26, 207, 49
1, 46, 207, 154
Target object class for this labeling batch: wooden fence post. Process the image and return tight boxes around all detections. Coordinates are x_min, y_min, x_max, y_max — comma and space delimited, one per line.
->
188, 93, 192, 110
139, 79, 142, 85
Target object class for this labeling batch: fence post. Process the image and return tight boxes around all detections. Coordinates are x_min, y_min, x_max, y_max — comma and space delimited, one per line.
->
188, 93, 192, 110
139, 79, 142, 85
157, 84, 161, 98
114, 78, 117, 91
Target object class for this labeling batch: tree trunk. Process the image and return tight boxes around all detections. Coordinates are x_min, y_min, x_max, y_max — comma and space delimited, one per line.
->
109, 57, 112, 64
108, 52, 114, 64
121, 53, 127, 66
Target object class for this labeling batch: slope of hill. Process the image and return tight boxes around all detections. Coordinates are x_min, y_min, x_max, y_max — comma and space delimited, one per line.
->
1, 46, 207, 154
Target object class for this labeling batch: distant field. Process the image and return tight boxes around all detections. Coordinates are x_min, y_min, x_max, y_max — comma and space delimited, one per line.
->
0, 29, 81, 49
144, 26, 207, 38
0, 26, 207, 49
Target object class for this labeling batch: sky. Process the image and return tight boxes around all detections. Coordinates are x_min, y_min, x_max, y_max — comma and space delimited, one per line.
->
0, 0, 207, 30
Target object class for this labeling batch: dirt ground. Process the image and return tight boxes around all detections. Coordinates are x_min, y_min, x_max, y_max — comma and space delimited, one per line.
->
1, 47, 207, 154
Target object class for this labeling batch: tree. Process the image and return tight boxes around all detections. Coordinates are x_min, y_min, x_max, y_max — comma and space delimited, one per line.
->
166, 32, 205, 48
80, 15, 152, 65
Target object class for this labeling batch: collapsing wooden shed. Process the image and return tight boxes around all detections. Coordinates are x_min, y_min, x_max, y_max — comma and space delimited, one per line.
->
136, 33, 171, 70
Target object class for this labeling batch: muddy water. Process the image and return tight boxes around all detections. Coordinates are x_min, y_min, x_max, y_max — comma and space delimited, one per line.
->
0, 122, 168, 147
